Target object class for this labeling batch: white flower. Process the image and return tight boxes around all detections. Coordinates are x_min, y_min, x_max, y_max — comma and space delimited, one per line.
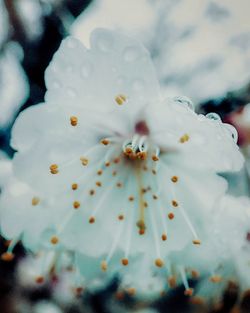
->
72, 0, 250, 102
0, 29, 244, 297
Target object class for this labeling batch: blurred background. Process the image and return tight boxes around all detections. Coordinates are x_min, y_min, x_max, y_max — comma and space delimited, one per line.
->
0, 0, 250, 312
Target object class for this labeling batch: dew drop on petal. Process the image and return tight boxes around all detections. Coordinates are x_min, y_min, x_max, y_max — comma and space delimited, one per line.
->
224, 123, 238, 143
123, 46, 140, 62
51, 81, 61, 90
81, 63, 92, 78
96, 33, 113, 52
174, 96, 194, 111
206, 112, 222, 122
66, 38, 77, 49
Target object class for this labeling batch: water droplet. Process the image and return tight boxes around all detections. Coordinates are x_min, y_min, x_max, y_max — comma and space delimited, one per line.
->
66, 38, 77, 49
81, 63, 92, 78
96, 33, 113, 52
173, 96, 194, 111
123, 46, 140, 62
224, 123, 238, 143
206, 112, 222, 122
52, 81, 61, 89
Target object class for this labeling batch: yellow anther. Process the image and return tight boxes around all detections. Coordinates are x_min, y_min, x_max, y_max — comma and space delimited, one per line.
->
179, 133, 190, 143
155, 258, 164, 268
171, 176, 178, 183
50, 164, 59, 174
73, 201, 80, 209
1, 252, 14, 262
210, 275, 222, 283
184, 288, 194, 296
168, 212, 175, 220
72, 183, 78, 190
89, 216, 95, 224
172, 200, 179, 207
70, 116, 78, 126
35, 276, 45, 284
121, 258, 129, 266
101, 261, 107, 272
152, 155, 159, 161
96, 181, 102, 187
101, 139, 109, 145
168, 276, 177, 288
80, 157, 88, 166
32, 197, 40, 206
161, 234, 167, 241
115, 94, 127, 105
50, 236, 59, 245
192, 239, 201, 245
118, 214, 124, 220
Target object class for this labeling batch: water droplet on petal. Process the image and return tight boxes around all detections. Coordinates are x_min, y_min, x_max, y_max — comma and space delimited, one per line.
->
123, 46, 140, 62
173, 96, 194, 111
52, 81, 61, 90
66, 38, 77, 49
96, 33, 113, 52
224, 123, 238, 143
81, 63, 92, 78
206, 112, 222, 122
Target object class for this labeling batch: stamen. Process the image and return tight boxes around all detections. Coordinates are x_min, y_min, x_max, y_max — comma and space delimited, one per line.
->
1, 252, 14, 262
32, 197, 40, 206
192, 239, 201, 245
101, 139, 110, 145
161, 234, 167, 241
179, 134, 190, 143
70, 116, 78, 126
118, 214, 124, 220
210, 275, 222, 283
115, 94, 127, 105
80, 157, 89, 166
73, 201, 80, 209
50, 236, 59, 245
168, 276, 177, 288
96, 181, 102, 187
89, 217, 95, 224
127, 288, 136, 296
35, 276, 45, 284
172, 200, 179, 207
1, 237, 19, 261
121, 258, 129, 266
179, 266, 193, 296
155, 258, 164, 268
50, 164, 59, 174
72, 183, 78, 190
171, 176, 178, 183
168, 212, 175, 220
101, 260, 108, 271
